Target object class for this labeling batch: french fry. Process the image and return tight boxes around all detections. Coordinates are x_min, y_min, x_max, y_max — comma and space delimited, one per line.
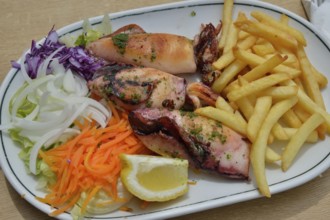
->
213, 35, 257, 70
234, 19, 298, 50
238, 30, 250, 40
293, 77, 305, 91
210, 7, 330, 198
266, 147, 281, 163
296, 44, 325, 109
271, 123, 289, 140
215, 96, 234, 113
227, 73, 290, 102
280, 13, 289, 25
195, 106, 247, 136
247, 96, 272, 142
235, 94, 255, 120
311, 65, 328, 89
264, 53, 299, 68
233, 48, 301, 78
252, 41, 276, 56
236, 11, 248, 22
281, 109, 302, 128
283, 80, 328, 138
224, 53, 287, 94
282, 113, 325, 171
223, 22, 239, 53
237, 35, 258, 48
212, 52, 235, 71
262, 86, 298, 100
251, 97, 298, 197
282, 54, 299, 66
216, 97, 247, 128
283, 127, 319, 143
294, 85, 330, 133
267, 133, 275, 145
251, 11, 306, 46
218, 0, 234, 50
293, 104, 311, 122
255, 38, 268, 45
212, 59, 247, 93
235, 110, 248, 125
237, 76, 257, 104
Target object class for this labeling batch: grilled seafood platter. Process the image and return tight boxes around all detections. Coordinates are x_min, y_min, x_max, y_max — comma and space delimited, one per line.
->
3, 0, 330, 219
87, 23, 251, 180
0, 13, 254, 219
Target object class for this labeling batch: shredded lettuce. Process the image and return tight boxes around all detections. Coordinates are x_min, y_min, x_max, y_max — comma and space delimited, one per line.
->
9, 128, 56, 186
75, 30, 102, 47
8, 95, 56, 184
74, 14, 112, 48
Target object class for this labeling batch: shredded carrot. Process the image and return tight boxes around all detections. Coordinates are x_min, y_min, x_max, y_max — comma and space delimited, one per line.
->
37, 103, 152, 216
140, 200, 149, 209
119, 206, 133, 212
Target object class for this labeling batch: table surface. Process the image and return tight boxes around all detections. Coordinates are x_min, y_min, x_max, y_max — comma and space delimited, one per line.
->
1, 0, 330, 219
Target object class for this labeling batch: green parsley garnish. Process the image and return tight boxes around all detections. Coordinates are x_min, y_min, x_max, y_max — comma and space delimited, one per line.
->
112, 33, 129, 54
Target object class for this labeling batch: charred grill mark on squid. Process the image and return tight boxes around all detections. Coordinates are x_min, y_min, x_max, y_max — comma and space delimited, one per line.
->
88, 63, 220, 111
88, 64, 188, 111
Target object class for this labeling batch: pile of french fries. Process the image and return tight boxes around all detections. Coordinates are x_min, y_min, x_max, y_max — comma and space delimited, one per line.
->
195, 0, 330, 197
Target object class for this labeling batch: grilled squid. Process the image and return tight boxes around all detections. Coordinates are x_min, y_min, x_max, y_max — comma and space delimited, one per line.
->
128, 108, 250, 179
88, 63, 218, 111
87, 23, 221, 85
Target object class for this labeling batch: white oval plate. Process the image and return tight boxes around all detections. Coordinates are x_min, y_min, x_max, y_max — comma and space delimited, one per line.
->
1, 0, 330, 219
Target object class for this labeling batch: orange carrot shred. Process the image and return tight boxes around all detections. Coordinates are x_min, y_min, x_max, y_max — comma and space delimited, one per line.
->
38, 103, 151, 216
140, 200, 150, 209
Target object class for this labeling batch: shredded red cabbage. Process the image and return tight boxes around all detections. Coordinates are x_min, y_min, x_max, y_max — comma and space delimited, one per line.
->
11, 28, 105, 81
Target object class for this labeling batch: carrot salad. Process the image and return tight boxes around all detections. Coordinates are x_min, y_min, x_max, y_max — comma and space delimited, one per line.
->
37, 102, 152, 216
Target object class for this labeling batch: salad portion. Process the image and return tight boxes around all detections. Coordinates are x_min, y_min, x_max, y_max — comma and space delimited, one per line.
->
1, 13, 197, 219
0, 16, 161, 218
7, 18, 111, 176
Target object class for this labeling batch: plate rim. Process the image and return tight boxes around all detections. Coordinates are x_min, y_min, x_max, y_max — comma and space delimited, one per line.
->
1, 0, 330, 219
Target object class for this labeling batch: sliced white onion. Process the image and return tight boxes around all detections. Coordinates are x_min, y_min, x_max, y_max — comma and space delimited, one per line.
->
83, 106, 108, 128
63, 97, 110, 118
63, 69, 76, 93
37, 46, 65, 78
11, 75, 55, 117
29, 128, 62, 174
24, 105, 39, 121
49, 58, 66, 76
7, 56, 112, 176
74, 74, 89, 97
19, 50, 33, 83
29, 128, 81, 175
44, 128, 80, 148
13, 105, 71, 131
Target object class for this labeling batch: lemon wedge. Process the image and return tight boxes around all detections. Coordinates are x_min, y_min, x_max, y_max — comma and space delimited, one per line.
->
120, 154, 189, 202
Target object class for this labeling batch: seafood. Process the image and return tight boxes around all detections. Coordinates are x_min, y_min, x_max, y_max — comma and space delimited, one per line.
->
128, 108, 250, 179
87, 25, 196, 74
87, 23, 221, 84
194, 23, 222, 85
88, 63, 187, 111
88, 64, 218, 111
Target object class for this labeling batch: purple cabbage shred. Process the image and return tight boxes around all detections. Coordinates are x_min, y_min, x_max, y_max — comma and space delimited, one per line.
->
11, 28, 105, 81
